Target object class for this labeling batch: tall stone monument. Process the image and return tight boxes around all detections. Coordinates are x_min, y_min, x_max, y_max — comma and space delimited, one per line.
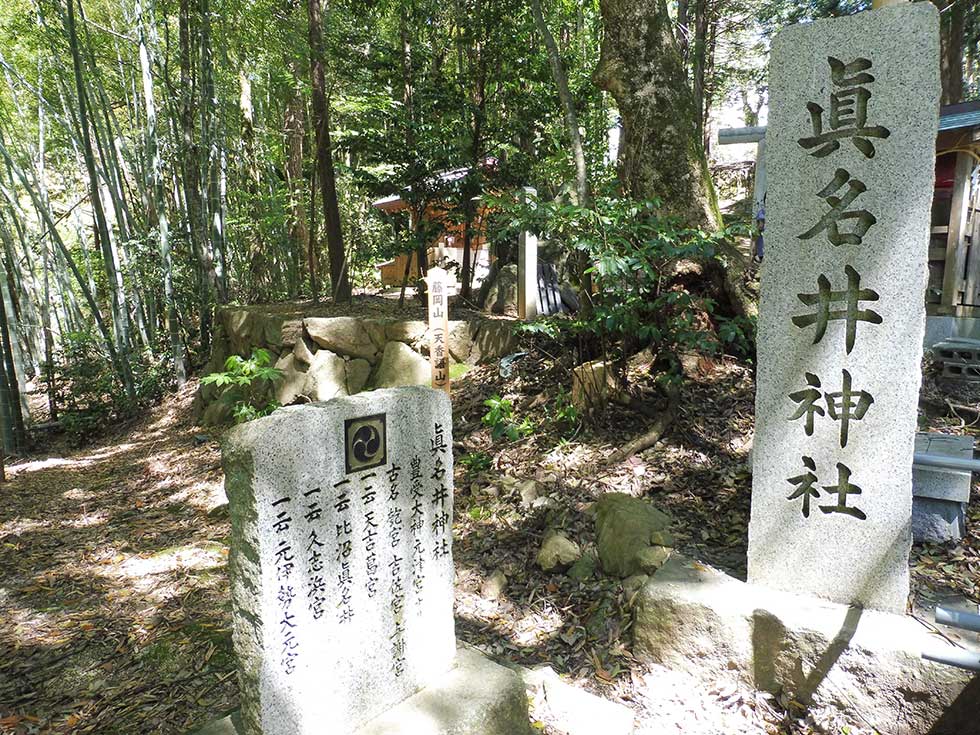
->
222, 387, 455, 734
748, 4, 940, 613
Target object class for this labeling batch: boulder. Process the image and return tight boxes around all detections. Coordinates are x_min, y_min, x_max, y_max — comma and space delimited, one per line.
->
274, 352, 309, 406
447, 321, 475, 363
385, 320, 428, 348
292, 337, 315, 367
469, 320, 518, 365
595, 493, 672, 578
536, 530, 581, 572
304, 350, 349, 401
633, 554, 977, 735
373, 342, 430, 389
222, 309, 257, 356
201, 399, 234, 427
305, 317, 379, 363
345, 359, 372, 394
483, 264, 519, 316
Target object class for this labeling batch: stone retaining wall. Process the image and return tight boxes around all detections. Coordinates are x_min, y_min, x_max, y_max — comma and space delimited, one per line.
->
194, 307, 518, 425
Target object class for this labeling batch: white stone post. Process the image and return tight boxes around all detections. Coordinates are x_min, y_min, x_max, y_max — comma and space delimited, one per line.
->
517, 187, 538, 321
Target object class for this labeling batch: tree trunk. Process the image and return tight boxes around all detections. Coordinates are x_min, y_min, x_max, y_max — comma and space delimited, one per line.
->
284, 61, 307, 299
64, 0, 136, 400
307, 0, 350, 301
530, 0, 590, 207
595, 0, 719, 230
935, 0, 965, 105
595, 0, 755, 319
138, 0, 187, 385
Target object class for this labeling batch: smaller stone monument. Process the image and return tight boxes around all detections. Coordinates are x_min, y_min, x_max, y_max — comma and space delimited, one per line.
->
222, 388, 457, 735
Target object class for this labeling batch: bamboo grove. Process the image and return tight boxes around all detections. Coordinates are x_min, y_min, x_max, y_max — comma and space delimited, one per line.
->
0, 0, 977, 450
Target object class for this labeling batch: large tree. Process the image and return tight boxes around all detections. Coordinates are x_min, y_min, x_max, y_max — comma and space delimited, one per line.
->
595, 0, 720, 231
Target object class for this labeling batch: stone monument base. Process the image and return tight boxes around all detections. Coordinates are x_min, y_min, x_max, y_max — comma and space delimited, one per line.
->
632, 555, 978, 735
189, 648, 531, 735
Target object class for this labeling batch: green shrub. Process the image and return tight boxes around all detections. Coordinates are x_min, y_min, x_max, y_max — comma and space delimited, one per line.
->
482, 395, 534, 442
201, 348, 283, 424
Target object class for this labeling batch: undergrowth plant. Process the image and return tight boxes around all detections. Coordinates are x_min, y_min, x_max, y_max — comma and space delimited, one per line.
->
201, 348, 283, 423
482, 395, 534, 441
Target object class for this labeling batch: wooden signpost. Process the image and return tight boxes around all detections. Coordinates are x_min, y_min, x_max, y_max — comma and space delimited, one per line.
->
425, 267, 451, 394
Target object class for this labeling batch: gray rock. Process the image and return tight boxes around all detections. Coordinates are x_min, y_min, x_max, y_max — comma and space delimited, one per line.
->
595, 493, 672, 578
273, 352, 309, 406
345, 358, 372, 394
304, 349, 349, 402
292, 337, 315, 367
192, 649, 531, 735
447, 321, 475, 363
536, 530, 581, 572
481, 570, 508, 600
520, 666, 634, 735
571, 360, 619, 413
518, 479, 540, 508
305, 316, 379, 363
385, 320, 428, 348
635, 546, 671, 574
469, 320, 519, 365
912, 496, 966, 544
483, 264, 518, 316
633, 553, 975, 735
749, 4, 941, 613
222, 388, 456, 735
356, 648, 532, 735
373, 341, 430, 389
567, 552, 597, 582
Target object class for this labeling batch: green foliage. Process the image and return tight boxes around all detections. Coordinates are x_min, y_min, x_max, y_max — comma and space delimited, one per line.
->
481, 394, 534, 442
458, 451, 493, 477
550, 387, 580, 433
717, 315, 757, 360
53, 330, 173, 444
489, 190, 753, 374
201, 348, 283, 424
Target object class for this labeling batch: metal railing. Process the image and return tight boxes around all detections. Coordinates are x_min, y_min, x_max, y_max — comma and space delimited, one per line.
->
922, 606, 980, 672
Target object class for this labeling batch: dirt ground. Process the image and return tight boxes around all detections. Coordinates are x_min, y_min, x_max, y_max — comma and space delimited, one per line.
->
0, 345, 977, 734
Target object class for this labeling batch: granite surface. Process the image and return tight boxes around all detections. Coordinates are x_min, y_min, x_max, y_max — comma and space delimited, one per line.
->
222, 387, 456, 735
748, 4, 941, 613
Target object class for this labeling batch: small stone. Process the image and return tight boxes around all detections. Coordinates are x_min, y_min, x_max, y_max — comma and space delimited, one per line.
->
531, 496, 558, 511
518, 479, 540, 508
481, 570, 508, 600
649, 530, 676, 547
622, 574, 649, 595
635, 545, 671, 574
567, 552, 597, 582
536, 530, 581, 572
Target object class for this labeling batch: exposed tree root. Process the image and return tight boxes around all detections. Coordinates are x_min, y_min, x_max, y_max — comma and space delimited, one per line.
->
606, 389, 677, 464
